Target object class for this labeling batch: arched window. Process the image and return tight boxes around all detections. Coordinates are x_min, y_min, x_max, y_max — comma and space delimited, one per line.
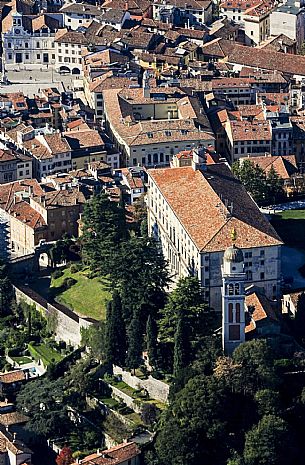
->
235, 283, 240, 295
236, 303, 241, 323
228, 284, 234, 295
228, 303, 233, 322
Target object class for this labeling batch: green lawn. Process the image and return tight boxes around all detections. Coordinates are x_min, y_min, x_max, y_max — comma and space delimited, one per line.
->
271, 209, 305, 248
11, 356, 33, 365
50, 268, 111, 321
28, 343, 63, 366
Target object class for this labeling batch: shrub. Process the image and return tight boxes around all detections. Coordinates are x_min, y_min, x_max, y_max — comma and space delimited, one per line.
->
52, 269, 63, 279
62, 277, 77, 290
70, 263, 82, 274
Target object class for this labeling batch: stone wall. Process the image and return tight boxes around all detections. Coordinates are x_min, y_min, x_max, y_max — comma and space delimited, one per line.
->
110, 385, 142, 414
113, 366, 169, 404
13, 284, 94, 348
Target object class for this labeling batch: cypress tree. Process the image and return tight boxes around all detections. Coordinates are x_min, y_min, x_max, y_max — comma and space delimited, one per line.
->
0, 260, 13, 316
146, 315, 158, 369
126, 308, 143, 374
173, 315, 190, 377
105, 291, 126, 366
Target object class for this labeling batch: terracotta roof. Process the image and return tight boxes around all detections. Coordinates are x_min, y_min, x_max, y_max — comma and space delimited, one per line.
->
240, 155, 297, 179
64, 130, 104, 149
23, 137, 52, 160
33, 189, 86, 209
103, 87, 213, 147
0, 149, 17, 162
0, 412, 29, 427
148, 163, 282, 252
44, 133, 70, 154
231, 120, 271, 141
0, 179, 44, 210
72, 442, 140, 465
245, 289, 279, 333
0, 371, 26, 384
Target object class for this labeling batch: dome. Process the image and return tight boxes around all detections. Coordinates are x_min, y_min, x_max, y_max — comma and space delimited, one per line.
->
224, 245, 244, 263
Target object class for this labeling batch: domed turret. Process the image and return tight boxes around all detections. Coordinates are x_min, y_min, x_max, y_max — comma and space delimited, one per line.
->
224, 245, 244, 263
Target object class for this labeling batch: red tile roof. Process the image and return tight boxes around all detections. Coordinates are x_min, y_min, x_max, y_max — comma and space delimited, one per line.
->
148, 164, 282, 252
72, 442, 140, 465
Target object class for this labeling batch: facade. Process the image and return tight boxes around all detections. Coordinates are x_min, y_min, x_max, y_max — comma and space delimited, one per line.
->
244, 1, 272, 46
270, 0, 305, 51
2, 11, 62, 68
147, 157, 282, 311
222, 244, 246, 354
152, 0, 213, 26
60, 3, 102, 30
0, 180, 85, 256
54, 30, 87, 74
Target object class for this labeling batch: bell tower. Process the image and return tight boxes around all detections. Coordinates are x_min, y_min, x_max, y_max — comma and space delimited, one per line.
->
222, 229, 246, 355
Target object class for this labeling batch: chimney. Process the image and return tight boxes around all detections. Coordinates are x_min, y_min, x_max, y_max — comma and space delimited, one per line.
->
13, 432, 16, 443
125, 1, 129, 10
142, 70, 150, 99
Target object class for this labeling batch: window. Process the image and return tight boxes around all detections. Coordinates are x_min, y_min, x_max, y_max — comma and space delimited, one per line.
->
260, 272, 265, 280
228, 283, 234, 295
228, 303, 233, 322
25, 54, 29, 59
52, 54, 55, 59
37, 54, 41, 59
8, 42, 11, 48
8, 53, 12, 60
251, 31, 253, 36
235, 283, 240, 295
229, 325, 240, 341
36, 42, 40, 48
236, 303, 240, 323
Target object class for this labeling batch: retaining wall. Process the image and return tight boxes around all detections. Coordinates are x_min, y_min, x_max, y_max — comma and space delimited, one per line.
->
13, 284, 94, 347
113, 366, 169, 403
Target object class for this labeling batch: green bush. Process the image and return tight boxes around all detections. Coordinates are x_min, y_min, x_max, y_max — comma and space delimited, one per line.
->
70, 263, 82, 274
52, 269, 63, 279
63, 277, 77, 290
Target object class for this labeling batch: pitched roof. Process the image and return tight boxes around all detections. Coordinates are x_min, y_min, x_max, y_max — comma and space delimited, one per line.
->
72, 442, 140, 465
44, 133, 70, 154
148, 164, 282, 252
245, 289, 279, 333
240, 155, 298, 179
0, 370, 26, 384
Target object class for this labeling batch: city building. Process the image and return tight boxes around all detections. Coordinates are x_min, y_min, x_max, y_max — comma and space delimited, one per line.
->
2, 10, 62, 68
147, 151, 282, 310
103, 77, 214, 167
270, 0, 305, 51
152, 0, 213, 26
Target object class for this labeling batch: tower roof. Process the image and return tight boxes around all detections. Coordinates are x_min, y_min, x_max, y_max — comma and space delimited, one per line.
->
224, 244, 244, 263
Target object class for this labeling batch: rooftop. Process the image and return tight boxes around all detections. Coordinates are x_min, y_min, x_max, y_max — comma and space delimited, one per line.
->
148, 163, 282, 252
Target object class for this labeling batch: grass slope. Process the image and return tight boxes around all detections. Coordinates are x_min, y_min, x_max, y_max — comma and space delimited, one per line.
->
28, 343, 63, 365
51, 268, 111, 321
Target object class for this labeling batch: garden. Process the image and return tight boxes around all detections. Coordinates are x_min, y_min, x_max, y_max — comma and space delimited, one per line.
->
50, 265, 111, 321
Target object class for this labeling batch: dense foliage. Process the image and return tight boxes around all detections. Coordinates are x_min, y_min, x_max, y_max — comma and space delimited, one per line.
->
233, 160, 284, 205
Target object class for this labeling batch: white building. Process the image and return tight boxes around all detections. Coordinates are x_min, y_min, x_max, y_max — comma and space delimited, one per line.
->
147, 154, 282, 311
2, 11, 62, 68
54, 30, 88, 74
60, 2, 102, 30
270, 0, 305, 51
222, 243, 246, 354
152, 0, 213, 26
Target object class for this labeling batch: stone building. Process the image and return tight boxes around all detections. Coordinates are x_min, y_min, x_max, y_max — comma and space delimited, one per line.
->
147, 152, 282, 311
